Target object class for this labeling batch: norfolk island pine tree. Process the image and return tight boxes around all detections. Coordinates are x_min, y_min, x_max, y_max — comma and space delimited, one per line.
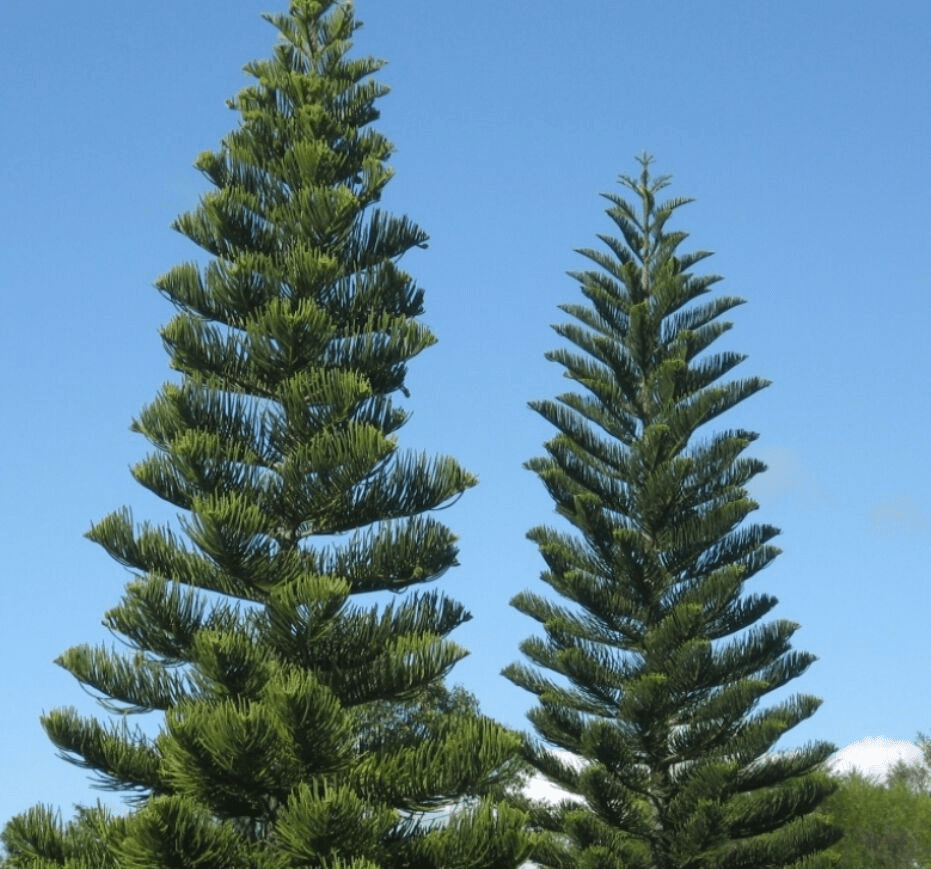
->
504, 157, 841, 869
0, 2, 529, 866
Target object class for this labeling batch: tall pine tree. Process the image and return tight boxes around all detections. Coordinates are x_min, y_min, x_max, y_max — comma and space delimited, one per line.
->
504, 157, 839, 869
2, 2, 527, 866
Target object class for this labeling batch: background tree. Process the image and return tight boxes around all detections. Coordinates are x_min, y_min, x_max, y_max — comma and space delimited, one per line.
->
816, 732, 931, 868
504, 157, 839, 869
819, 769, 931, 868
886, 731, 931, 793
1, 2, 527, 866
1, 805, 125, 869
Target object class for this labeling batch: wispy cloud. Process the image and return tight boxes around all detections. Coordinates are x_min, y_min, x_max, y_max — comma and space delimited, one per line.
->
749, 446, 829, 503
870, 498, 931, 535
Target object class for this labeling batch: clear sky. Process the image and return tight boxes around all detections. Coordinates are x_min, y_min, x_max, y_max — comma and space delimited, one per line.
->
2, 0, 930, 824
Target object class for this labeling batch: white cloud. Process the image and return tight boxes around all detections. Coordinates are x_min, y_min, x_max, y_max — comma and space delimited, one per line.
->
524, 749, 585, 805
826, 736, 921, 781
524, 773, 580, 804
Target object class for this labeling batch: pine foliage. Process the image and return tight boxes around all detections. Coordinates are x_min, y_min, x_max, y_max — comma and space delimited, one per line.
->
2, 3, 527, 866
504, 157, 839, 869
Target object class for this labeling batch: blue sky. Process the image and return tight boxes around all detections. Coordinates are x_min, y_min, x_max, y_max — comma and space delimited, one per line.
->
2, 0, 930, 822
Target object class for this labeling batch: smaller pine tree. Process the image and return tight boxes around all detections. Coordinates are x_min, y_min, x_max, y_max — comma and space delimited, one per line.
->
505, 156, 840, 869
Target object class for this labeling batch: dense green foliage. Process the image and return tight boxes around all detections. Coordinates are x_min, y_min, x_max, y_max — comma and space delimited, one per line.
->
821, 772, 931, 868
0, 2, 527, 866
505, 158, 839, 869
